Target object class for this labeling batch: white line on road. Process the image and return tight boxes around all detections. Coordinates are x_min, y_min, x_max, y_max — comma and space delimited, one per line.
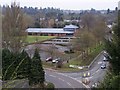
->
66, 82, 76, 89
67, 82, 72, 86
49, 75, 56, 78
58, 78, 65, 82
57, 72, 90, 88
92, 69, 100, 76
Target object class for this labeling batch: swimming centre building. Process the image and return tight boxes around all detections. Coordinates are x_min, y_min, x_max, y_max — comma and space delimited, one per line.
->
26, 24, 79, 37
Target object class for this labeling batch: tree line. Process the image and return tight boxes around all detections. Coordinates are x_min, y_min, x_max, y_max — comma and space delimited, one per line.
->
2, 4, 117, 28
2, 48, 45, 87
2, 2, 45, 88
98, 9, 120, 89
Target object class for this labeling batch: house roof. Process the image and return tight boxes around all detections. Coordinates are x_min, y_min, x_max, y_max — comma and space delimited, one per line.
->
26, 28, 74, 34
64, 24, 79, 29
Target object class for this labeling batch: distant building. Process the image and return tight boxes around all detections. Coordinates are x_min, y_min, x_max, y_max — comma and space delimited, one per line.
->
26, 24, 79, 36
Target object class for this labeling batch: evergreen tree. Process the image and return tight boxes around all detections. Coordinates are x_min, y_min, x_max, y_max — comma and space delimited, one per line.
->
2, 49, 14, 80
105, 10, 120, 75
2, 49, 32, 81
16, 50, 31, 79
99, 10, 120, 89
30, 48, 45, 86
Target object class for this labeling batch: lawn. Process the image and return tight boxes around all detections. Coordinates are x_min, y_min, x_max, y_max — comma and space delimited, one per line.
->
26, 36, 56, 43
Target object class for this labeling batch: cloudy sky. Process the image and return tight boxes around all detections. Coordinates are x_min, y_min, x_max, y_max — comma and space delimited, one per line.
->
1, 0, 120, 10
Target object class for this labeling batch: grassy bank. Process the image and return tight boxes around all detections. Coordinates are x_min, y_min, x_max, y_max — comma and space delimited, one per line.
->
68, 44, 104, 66
43, 44, 104, 72
26, 36, 56, 43
43, 61, 80, 72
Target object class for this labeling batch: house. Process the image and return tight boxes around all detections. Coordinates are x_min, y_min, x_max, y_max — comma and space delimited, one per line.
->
26, 24, 79, 36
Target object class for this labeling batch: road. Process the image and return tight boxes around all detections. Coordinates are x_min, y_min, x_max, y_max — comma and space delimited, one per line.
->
25, 44, 108, 88
1, 51, 108, 89
60, 52, 109, 87
45, 70, 89, 89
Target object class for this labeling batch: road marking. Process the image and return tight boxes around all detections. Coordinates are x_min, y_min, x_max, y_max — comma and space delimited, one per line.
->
98, 61, 102, 64
67, 82, 72, 86
58, 78, 65, 82
96, 69, 100, 73
88, 76, 93, 79
49, 75, 56, 78
56, 73, 90, 88
91, 69, 100, 76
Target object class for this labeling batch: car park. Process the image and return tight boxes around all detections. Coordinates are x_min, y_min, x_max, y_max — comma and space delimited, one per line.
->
46, 57, 53, 62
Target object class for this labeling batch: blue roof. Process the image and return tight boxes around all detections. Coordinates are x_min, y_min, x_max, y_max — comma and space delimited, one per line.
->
64, 24, 79, 29
26, 28, 74, 34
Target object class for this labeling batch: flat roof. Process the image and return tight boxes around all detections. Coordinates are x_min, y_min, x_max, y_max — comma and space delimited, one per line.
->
64, 24, 79, 29
26, 28, 74, 34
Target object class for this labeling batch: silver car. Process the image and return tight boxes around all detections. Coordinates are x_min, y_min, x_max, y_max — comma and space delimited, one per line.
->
101, 63, 106, 69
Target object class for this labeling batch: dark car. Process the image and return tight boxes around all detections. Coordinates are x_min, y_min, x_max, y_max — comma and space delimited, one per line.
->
46, 57, 53, 62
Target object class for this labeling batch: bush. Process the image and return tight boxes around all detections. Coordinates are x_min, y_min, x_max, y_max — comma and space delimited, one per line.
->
46, 82, 55, 89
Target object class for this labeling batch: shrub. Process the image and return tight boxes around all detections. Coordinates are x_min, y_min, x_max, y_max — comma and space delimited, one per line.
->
46, 82, 55, 89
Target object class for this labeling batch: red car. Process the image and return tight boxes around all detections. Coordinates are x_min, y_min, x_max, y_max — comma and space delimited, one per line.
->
46, 57, 53, 62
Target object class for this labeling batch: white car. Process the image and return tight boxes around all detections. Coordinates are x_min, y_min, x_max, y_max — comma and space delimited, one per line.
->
91, 83, 98, 88
103, 57, 108, 61
52, 58, 60, 63
101, 63, 106, 69
46, 57, 53, 62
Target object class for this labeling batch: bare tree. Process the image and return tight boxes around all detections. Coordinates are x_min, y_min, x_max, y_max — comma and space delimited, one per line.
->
23, 13, 34, 28
80, 13, 95, 31
45, 44, 57, 59
72, 29, 96, 59
2, 2, 28, 53
92, 17, 107, 43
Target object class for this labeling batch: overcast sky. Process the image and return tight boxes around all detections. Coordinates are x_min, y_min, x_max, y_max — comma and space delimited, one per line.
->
1, 0, 120, 10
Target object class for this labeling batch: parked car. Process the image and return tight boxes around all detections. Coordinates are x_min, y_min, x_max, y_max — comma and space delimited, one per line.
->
52, 58, 60, 63
64, 49, 74, 53
46, 57, 53, 62
101, 63, 106, 69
